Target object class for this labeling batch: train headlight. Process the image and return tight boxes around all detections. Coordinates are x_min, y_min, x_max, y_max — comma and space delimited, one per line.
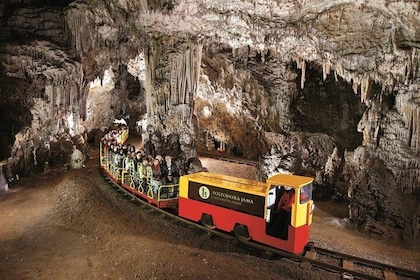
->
310, 203, 315, 214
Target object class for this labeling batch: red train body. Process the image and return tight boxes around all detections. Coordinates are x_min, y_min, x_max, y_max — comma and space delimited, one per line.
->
178, 172, 314, 254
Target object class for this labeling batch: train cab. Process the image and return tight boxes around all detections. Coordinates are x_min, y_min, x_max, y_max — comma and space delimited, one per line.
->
265, 174, 314, 251
178, 172, 314, 254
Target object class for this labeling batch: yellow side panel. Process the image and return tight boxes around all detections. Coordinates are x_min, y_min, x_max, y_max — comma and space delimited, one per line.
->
179, 176, 189, 198
307, 201, 314, 225
291, 202, 308, 228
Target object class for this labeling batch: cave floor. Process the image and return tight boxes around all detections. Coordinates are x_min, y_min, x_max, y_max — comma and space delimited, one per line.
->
0, 151, 418, 279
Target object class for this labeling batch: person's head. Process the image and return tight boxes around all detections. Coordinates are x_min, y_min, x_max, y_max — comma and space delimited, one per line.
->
153, 159, 159, 166
142, 159, 148, 166
165, 155, 171, 164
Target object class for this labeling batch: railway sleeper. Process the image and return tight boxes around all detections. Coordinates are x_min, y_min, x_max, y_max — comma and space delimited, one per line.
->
383, 270, 397, 280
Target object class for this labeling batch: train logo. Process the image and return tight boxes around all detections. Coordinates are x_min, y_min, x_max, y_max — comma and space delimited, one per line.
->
199, 186, 211, 200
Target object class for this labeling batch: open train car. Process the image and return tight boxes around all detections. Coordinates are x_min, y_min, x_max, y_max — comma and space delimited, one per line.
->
120, 169, 179, 209
178, 172, 314, 254
99, 142, 179, 209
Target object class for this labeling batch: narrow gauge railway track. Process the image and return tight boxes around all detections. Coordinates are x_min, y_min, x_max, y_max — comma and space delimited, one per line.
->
99, 168, 420, 280
308, 247, 420, 280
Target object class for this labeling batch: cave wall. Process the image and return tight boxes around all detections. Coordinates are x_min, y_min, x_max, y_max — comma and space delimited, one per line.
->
0, 0, 147, 175
0, 0, 419, 241
142, 36, 202, 165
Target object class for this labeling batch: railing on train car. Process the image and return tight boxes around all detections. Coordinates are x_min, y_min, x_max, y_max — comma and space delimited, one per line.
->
104, 157, 123, 182
99, 143, 107, 168
156, 184, 179, 200
120, 167, 179, 200
121, 170, 131, 186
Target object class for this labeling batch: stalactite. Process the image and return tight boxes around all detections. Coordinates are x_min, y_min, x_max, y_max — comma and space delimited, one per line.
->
322, 60, 331, 81
352, 81, 359, 95
360, 74, 371, 103
185, 47, 192, 104
52, 82, 56, 107
411, 48, 418, 80
406, 102, 420, 153
295, 56, 306, 89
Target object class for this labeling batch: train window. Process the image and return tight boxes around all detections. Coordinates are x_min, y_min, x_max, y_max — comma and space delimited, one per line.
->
299, 183, 312, 204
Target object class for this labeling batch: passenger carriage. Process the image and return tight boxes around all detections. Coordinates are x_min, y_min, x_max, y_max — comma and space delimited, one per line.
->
120, 168, 179, 209
99, 141, 179, 209
178, 172, 314, 254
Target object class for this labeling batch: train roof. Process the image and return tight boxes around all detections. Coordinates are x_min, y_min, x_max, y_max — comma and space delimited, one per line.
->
266, 173, 314, 187
183, 172, 269, 196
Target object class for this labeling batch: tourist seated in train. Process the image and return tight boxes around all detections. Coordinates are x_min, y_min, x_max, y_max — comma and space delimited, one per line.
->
134, 152, 142, 166
122, 145, 128, 155
138, 148, 146, 158
275, 186, 295, 239
113, 147, 122, 166
155, 154, 164, 166
107, 142, 114, 158
162, 155, 179, 185
151, 158, 162, 196
156, 154, 166, 173
129, 145, 136, 154
129, 152, 141, 187
138, 159, 152, 192
119, 149, 126, 168
123, 152, 134, 172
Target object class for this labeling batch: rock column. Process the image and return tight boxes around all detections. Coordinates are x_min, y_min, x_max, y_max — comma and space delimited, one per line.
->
0, 162, 9, 192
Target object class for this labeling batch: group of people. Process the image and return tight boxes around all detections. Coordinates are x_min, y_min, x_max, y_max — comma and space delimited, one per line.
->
101, 127, 179, 197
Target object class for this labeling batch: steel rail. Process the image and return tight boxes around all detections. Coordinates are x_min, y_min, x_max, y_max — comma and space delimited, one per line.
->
313, 246, 420, 279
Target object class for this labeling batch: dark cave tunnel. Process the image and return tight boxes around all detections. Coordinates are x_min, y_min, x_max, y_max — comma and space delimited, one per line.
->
292, 62, 367, 151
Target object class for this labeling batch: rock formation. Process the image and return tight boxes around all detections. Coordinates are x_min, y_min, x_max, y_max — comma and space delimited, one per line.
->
0, 0, 418, 241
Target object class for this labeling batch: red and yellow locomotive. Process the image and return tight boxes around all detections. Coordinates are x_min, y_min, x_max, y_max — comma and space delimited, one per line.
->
178, 172, 314, 254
